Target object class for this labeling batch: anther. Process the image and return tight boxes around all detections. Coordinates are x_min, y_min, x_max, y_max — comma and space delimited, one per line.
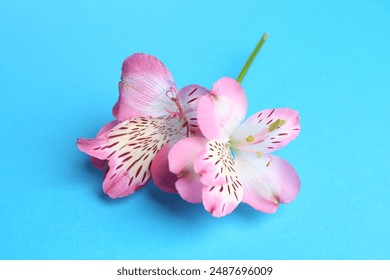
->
268, 119, 287, 132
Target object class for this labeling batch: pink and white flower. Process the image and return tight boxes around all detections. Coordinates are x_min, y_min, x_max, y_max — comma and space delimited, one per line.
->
169, 77, 301, 217
77, 53, 208, 198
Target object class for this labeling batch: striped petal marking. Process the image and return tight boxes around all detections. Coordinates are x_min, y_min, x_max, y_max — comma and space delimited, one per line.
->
202, 174, 244, 217
195, 141, 238, 185
176, 85, 209, 137
231, 108, 300, 154
79, 116, 185, 198
195, 140, 243, 216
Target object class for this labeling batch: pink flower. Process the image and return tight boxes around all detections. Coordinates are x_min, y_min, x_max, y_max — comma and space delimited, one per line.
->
89, 120, 119, 172
169, 77, 301, 217
77, 53, 208, 198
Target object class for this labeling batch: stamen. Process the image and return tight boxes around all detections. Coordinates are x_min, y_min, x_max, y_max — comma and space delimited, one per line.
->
232, 128, 268, 148
233, 147, 272, 167
165, 86, 199, 138
268, 119, 286, 132
233, 146, 259, 155
246, 135, 255, 142
264, 154, 273, 167
165, 87, 177, 100
164, 107, 179, 118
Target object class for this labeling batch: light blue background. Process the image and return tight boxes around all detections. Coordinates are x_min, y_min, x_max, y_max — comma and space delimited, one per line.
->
1, 0, 389, 259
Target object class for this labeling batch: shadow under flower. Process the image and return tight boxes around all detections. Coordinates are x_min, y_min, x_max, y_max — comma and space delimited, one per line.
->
234, 203, 271, 222
146, 181, 270, 224
77, 156, 269, 224
145, 183, 205, 220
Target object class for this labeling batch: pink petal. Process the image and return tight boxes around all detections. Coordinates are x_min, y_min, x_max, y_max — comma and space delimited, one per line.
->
103, 170, 149, 198
90, 157, 108, 170
176, 85, 209, 136
235, 151, 300, 213
202, 178, 243, 217
231, 108, 300, 153
97, 120, 120, 136
77, 116, 185, 198
151, 144, 178, 194
168, 137, 208, 203
182, 138, 244, 217
197, 77, 247, 140
194, 140, 238, 187
175, 177, 204, 204
89, 120, 119, 170
77, 136, 114, 161
113, 53, 177, 121
170, 137, 245, 216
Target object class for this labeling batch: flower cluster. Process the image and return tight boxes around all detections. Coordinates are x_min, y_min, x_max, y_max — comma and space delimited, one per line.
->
77, 52, 300, 217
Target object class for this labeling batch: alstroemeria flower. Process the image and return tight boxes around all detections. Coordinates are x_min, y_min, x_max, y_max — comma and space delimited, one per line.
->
77, 53, 208, 198
169, 77, 300, 217
89, 120, 119, 171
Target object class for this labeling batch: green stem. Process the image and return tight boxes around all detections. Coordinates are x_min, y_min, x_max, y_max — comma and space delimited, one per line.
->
236, 32, 268, 84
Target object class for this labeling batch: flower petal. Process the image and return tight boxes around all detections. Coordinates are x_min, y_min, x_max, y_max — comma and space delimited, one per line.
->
194, 140, 238, 187
235, 151, 300, 213
202, 176, 243, 217
150, 144, 178, 194
190, 139, 244, 217
96, 120, 120, 135
231, 108, 300, 153
90, 156, 108, 170
77, 117, 185, 198
176, 177, 204, 204
176, 85, 209, 136
89, 120, 119, 170
168, 137, 207, 176
113, 53, 177, 121
197, 77, 247, 140
168, 137, 208, 203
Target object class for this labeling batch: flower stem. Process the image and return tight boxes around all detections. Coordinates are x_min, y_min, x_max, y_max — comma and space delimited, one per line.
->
236, 32, 268, 84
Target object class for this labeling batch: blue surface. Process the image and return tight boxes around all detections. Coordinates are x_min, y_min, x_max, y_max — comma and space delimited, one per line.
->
1, 0, 389, 259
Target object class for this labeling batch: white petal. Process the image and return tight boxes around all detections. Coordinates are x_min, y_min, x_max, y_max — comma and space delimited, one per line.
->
113, 53, 177, 121
231, 108, 300, 153
194, 140, 238, 187
78, 117, 186, 198
235, 150, 300, 213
